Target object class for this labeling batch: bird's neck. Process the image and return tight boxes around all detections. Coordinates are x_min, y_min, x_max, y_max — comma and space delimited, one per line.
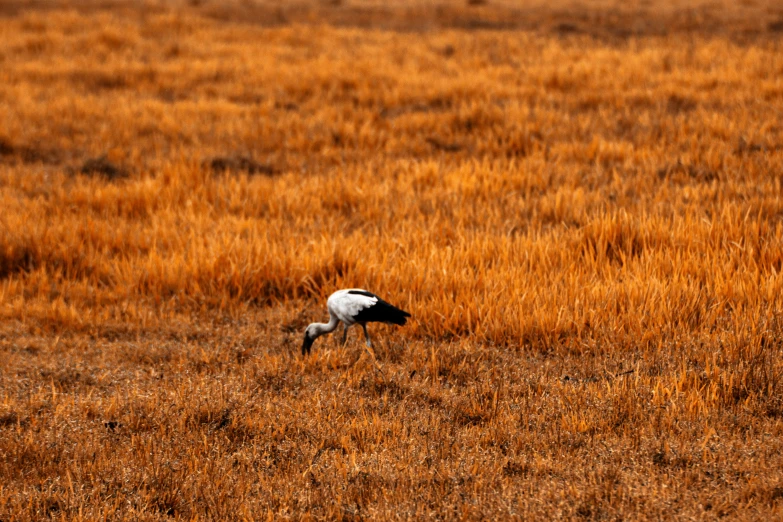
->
312, 315, 339, 338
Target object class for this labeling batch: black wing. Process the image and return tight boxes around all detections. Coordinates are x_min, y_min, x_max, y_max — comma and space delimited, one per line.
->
348, 290, 411, 326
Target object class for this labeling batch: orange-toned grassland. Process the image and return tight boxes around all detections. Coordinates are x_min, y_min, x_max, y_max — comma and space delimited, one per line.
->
1, 0, 783, 519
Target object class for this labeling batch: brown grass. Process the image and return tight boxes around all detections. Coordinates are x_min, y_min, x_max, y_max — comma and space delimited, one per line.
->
2, 0, 783, 519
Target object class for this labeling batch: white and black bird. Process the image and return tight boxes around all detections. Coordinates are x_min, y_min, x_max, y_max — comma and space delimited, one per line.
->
302, 289, 411, 356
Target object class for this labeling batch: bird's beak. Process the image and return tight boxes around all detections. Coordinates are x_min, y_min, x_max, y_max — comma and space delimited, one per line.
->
302, 334, 314, 356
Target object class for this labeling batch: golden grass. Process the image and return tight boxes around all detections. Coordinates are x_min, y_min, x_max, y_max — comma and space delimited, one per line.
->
1, 0, 783, 519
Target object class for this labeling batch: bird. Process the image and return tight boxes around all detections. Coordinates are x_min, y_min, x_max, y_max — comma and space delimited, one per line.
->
301, 289, 411, 356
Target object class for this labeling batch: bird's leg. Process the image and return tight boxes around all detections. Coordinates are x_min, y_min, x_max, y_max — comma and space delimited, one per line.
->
341, 324, 349, 346
362, 324, 372, 348
360, 324, 386, 382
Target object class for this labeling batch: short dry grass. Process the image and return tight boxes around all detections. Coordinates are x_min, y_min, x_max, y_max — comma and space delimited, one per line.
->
1, 0, 783, 519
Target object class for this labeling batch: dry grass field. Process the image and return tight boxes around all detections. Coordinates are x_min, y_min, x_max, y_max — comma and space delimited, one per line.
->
1, 0, 783, 519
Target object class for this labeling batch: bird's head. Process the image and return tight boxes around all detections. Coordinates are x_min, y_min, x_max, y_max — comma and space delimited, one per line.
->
302, 324, 316, 355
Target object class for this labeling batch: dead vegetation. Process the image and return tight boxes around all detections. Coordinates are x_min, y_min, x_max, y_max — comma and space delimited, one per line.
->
1, 0, 783, 519
205, 156, 278, 176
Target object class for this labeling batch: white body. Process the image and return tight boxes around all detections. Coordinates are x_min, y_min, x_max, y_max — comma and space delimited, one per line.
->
327, 289, 378, 326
